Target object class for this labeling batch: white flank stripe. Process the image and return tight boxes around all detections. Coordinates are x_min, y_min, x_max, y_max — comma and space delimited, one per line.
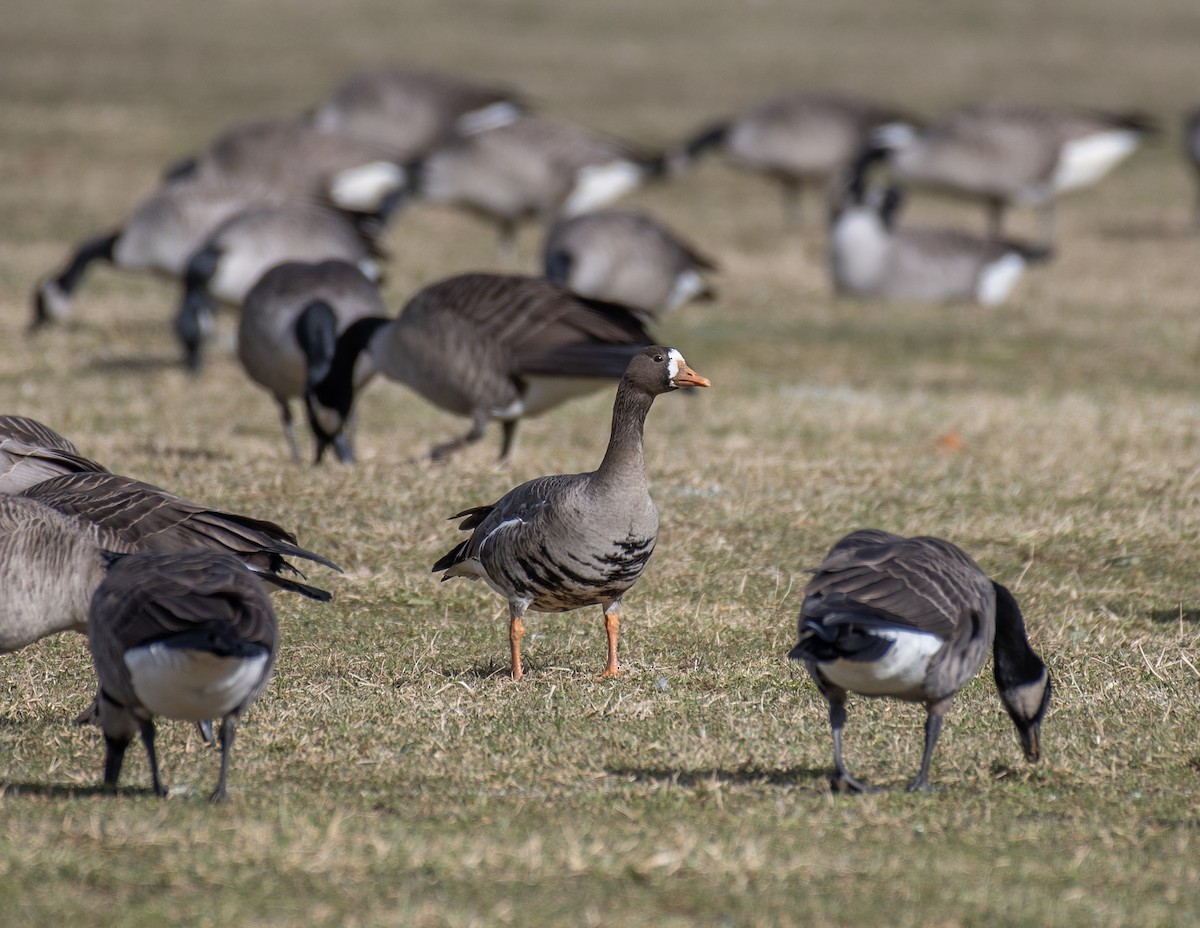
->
817, 628, 944, 698
561, 161, 642, 217
125, 644, 267, 720
976, 253, 1026, 306
1053, 130, 1140, 192
456, 101, 522, 136
329, 161, 407, 212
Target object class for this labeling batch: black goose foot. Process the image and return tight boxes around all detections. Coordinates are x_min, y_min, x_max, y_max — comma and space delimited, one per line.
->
831, 772, 873, 794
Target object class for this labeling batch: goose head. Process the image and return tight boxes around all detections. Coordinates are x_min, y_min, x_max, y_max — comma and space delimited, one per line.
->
991, 581, 1052, 763
625, 346, 710, 396
998, 664, 1051, 763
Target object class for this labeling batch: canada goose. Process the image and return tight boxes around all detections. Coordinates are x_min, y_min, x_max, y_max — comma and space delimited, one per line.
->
1184, 109, 1200, 230
0, 415, 108, 494
305, 273, 654, 461
32, 175, 289, 330
671, 91, 911, 227
542, 209, 717, 320
311, 66, 524, 152
176, 201, 385, 370
19, 472, 340, 600
787, 530, 1052, 793
433, 347, 710, 680
829, 176, 1047, 305
238, 260, 385, 463
867, 103, 1155, 246
0, 496, 131, 652
333, 114, 665, 258
88, 550, 277, 802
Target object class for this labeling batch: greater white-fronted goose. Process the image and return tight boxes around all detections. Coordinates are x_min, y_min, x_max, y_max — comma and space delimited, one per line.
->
432, 347, 710, 680
32, 175, 289, 330
19, 472, 339, 600
238, 260, 385, 463
788, 529, 1052, 793
333, 114, 665, 258
0, 496, 130, 653
0, 415, 108, 494
305, 273, 654, 461
542, 209, 717, 321
829, 177, 1047, 305
670, 91, 911, 227
87, 550, 278, 802
176, 202, 385, 370
311, 66, 524, 153
1184, 109, 1200, 230
868, 103, 1155, 246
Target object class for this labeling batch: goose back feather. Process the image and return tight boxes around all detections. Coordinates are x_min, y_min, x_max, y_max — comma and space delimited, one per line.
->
0, 415, 108, 494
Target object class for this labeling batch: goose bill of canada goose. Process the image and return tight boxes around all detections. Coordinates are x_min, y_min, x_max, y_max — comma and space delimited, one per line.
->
88, 551, 278, 802
0, 415, 109, 494
788, 530, 1051, 793
304, 273, 655, 462
432, 346, 710, 680
18, 471, 340, 601
238, 260, 385, 464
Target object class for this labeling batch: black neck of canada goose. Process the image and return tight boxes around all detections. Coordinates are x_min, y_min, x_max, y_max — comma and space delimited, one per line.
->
176, 245, 223, 371
55, 232, 118, 294
305, 315, 390, 443
991, 580, 1051, 762
294, 300, 340, 392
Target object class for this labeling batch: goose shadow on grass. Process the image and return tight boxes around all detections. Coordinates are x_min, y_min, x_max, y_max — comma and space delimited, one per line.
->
0, 781, 158, 799
85, 355, 184, 375
1145, 608, 1200, 626
605, 765, 828, 788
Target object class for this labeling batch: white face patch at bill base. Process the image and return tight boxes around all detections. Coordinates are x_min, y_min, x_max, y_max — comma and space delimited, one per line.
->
816, 628, 944, 699
1052, 130, 1140, 193
561, 161, 642, 217
666, 348, 684, 384
976, 252, 1026, 306
328, 162, 407, 213
124, 644, 268, 721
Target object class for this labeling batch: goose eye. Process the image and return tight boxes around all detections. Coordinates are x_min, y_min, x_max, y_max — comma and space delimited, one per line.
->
653, 354, 664, 363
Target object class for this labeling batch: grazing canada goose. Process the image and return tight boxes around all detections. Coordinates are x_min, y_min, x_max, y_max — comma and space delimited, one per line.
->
88, 550, 278, 802
0, 415, 108, 494
788, 530, 1052, 793
238, 260, 385, 463
32, 175, 289, 330
542, 209, 717, 320
334, 114, 665, 258
867, 103, 1155, 246
671, 91, 911, 227
19, 472, 339, 600
1184, 109, 1200, 230
305, 273, 654, 461
311, 66, 524, 153
176, 202, 385, 370
0, 496, 131, 652
433, 347, 710, 680
829, 176, 1047, 305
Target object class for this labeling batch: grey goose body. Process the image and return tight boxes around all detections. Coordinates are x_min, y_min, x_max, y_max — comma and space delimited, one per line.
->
238, 260, 386, 463
788, 529, 1051, 792
433, 346, 710, 680
0, 415, 108, 494
542, 209, 717, 320
305, 273, 654, 461
88, 550, 278, 801
19, 471, 339, 601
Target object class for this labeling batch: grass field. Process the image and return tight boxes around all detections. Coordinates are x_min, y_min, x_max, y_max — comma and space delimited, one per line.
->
2, 1, 1200, 925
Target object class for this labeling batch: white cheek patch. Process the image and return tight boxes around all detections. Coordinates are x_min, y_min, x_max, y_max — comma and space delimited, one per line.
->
667, 348, 683, 382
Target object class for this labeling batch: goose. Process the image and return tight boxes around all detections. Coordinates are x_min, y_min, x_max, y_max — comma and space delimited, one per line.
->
19, 472, 340, 600
87, 550, 278, 802
867, 103, 1155, 246
829, 174, 1047, 305
0, 496, 132, 653
176, 201, 385, 370
1184, 108, 1200, 230
787, 529, 1052, 793
433, 346, 709, 680
670, 91, 911, 227
332, 114, 665, 258
32, 175, 289, 330
542, 209, 717, 321
0, 415, 108, 494
311, 66, 524, 153
305, 273, 654, 461
238, 260, 385, 463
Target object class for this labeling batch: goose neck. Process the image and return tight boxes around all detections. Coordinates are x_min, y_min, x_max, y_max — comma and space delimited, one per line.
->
593, 381, 654, 487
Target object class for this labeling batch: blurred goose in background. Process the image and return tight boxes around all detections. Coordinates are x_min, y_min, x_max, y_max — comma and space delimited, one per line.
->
311, 66, 524, 152
1184, 108, 1200, 230
788, 529, 1052, 793
19, 472, 339, 600
829, 169, 1048, 305
88, 551, 278, 802
0, 496, 131, 653
669, 90, 911, 227
305, 273, 654, 462
0, 415, 107, 494
542, 209, 717, 321
176, 201, 385, 370
332, 114, 666, 259
433, 347, 710, 680
32, 175, 290, 330
866, 103, 1155, 247
238, 260, 386, 463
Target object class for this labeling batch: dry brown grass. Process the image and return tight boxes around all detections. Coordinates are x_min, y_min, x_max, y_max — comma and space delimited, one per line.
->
2, 1, 1200, 926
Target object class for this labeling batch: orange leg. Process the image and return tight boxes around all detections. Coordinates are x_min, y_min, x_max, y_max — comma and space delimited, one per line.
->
509, 611, 525, 681
600, 602, 621, 678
